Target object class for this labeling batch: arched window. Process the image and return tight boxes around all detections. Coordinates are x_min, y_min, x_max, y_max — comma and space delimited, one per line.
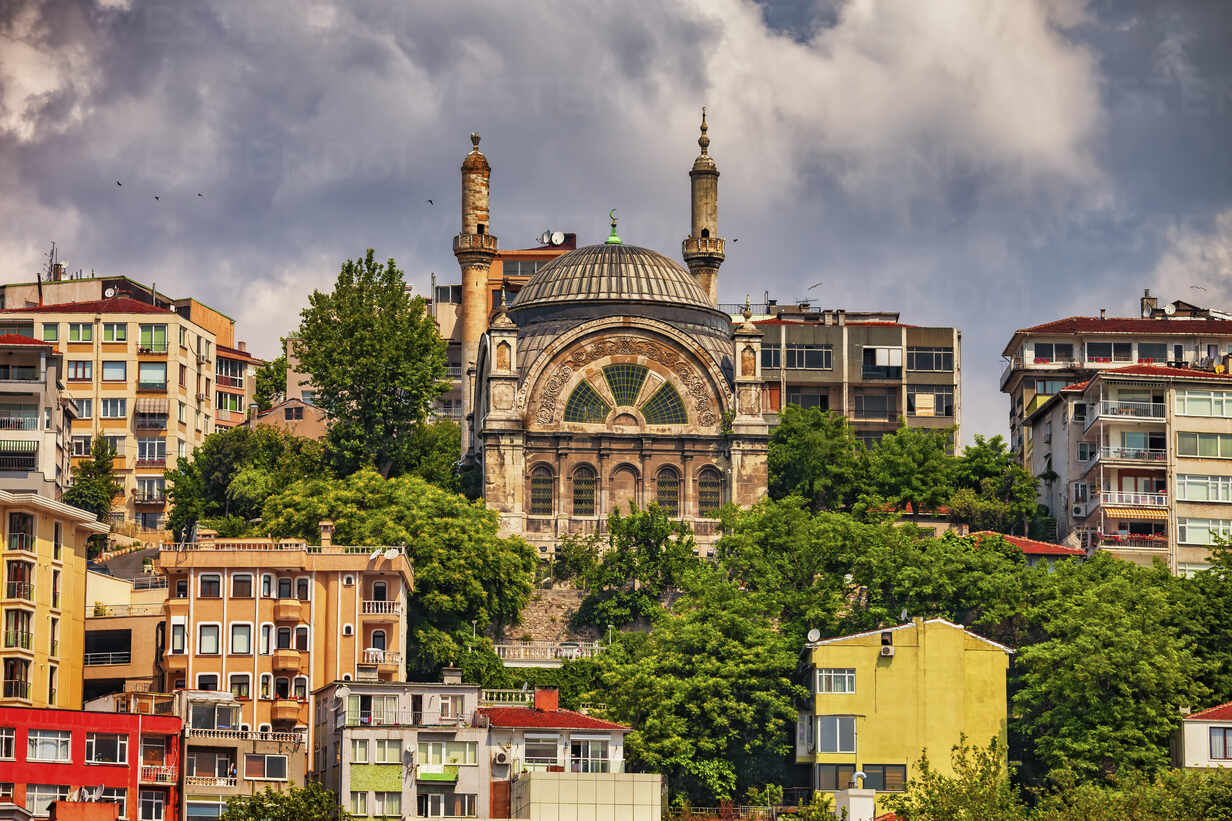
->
698, 468, 724, 517
372, 581, 387, 602
259, 673, 272, 699
656, 468, 680, 516
530, 467, 554, 515
343, 623, 353, 636
293, 676, 308, 700
641, 383, 687, 425
603, 364, 648, 407
563, 381, 611, 422
572, 465, 597, 517
261, 574, 272, 597
274, 677, 290, 699
370, 630, 386, 651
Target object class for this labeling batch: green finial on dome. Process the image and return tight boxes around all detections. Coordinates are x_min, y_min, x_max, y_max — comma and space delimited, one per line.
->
605, 209, 622, 244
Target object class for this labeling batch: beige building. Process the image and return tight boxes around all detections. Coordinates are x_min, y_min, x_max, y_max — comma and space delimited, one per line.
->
158, 525, 413, 748
82, 568, 168, 701
0, 334, 77, 498
1174, 700, 1232, 769
1025, 363, 1232, 574
0, 489, 109, 709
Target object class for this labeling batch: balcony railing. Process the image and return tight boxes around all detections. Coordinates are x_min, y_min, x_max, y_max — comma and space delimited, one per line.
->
91, 603, 163, 617
186, 727, 305, 743
1086, 400, 1167, 430
137, 381, 167, 392
445, 366, 463, 379
361, 600, 401, 615
5, 582, 32, 601
137, 345, 169, 355
0, 415, 37, 431
360, 648, 401, 665
493, 641, 603, 664
134, 491, 166, 504
1100, 446, 1167, 463
0, 455, 37, 472
84, 651, 131, 665
3, 630, 31, 650
1099, 490, 1168, 508
481, 689, 534, 706
184, 776, 238, 788
135, 457, 166, 468
2, 679, 30, 699
140, 765, 178, 784
1095, 534, 1169, 550
217, 374, 244, 388
7, 533, 33, 552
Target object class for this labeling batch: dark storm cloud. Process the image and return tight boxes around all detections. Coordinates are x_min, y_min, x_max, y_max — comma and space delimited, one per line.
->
2, 0, 1232, 441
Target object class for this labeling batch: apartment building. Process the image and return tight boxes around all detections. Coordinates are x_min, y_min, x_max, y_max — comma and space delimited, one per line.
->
1001, 290, 1232, 463
157, 525, 412, 746
0, 704, 181, 820
1, 491, 109, 710
738, 302, 962, 446
213, 345, 261, 431
82, 570, 167, 702
1174, 700, 1232, 769
796, 619, 1010, 814
0, 335, 76, 498
313, 672, 490, 819
1026, 364, 1232, 575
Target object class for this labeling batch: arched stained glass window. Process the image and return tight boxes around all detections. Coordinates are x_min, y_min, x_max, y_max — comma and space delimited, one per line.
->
563, 380, 611, 423
530, 467, 554, 515
656, 468, 680, 516
573, 465, 597, 517
698, 468, 723, 517
640, 383, 687, 425
603, 364, 649, 407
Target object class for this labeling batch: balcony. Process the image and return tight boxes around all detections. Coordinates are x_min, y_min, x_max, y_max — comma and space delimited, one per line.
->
272, 648, 305, 672
1098, 490, 1168, 508
0, 453, 37, 472
453, 233, 498, 254
217, 374, 244, 389
6, 533, 34, 554
134, 416, 168, 431
135, 457, 166, 469
416, 764, 459, 783
360, 648, 401, 666
1085, 400, 1166, 431
272, 698, 303, 723
137, 380, 167, 393
361, 600, 401, 618
0, 414, 37, 431
4, 582, 32, 601
493, 640, 604, 668
1094, 533, 1169, 551
1099, 446, 1167, 464
2, 679, 30, 699
186, 727, 305, 743
140, 765, 178, 784
445, 365, 463, 379
274, 599, 306, 622
137, 345, 169, 356
3, 630, 31, 650
134, 491, 166, 506
184, 776, 237, 789
84, 651, 131, 666
164, 652, 188, 672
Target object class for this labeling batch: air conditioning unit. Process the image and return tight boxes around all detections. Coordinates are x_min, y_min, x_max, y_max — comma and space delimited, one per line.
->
493, 750, 509, 765
879, 645, 895, 658
1072, 504, 1086, 518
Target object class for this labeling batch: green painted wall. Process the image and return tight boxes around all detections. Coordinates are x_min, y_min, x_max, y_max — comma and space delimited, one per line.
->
349, 763, 402, 791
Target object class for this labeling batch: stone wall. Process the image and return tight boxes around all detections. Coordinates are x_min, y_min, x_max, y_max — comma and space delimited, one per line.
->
501, 587, 599, 642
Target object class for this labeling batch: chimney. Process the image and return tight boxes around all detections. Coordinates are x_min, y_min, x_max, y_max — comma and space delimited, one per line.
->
441, 667, 463, 685
534, 686, 559, 712
822, 310, 833, 326
318, 520, 334, 546
1099, 308, 1107, 320
1140, 289, 1158, 318
836, 309, 846, 326
237, 341, 247, 352
52, 262, 65, 282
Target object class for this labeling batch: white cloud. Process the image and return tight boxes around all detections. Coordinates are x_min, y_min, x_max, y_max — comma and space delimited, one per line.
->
1152, 210, 1232, 310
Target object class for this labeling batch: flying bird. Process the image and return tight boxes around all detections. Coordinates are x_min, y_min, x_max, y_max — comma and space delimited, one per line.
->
197, 193, 204, 198
115, 180, 122, 187
153, 195, 160, 201
732, 238, 739, 242
1191, 285, 1208, 292
426, 199, 434, 205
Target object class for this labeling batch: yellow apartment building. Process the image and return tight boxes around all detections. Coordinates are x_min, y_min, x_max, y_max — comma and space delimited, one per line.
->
796, 618, 1011, 809
0, 489, 109, 708
158, 523, 413, 745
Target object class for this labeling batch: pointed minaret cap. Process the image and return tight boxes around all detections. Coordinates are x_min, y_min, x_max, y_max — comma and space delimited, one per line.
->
462, 131, 490, 172
692, 108, 717, 173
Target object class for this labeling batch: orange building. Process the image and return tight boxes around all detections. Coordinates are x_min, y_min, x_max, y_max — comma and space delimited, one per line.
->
157, 524, 412, 746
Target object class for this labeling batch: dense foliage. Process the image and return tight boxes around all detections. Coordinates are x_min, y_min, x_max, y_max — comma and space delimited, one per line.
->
63, 434, 124, 555
221, 783, 345, 821
252, 350, 287, 412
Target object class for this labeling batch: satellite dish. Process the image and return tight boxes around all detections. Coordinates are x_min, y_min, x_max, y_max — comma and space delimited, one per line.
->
104, 287, 116, 298
806, 628, 821, 643
383, 548, 399, 560
368, 549, 382, 562
1165, 303, 1177, 315
1142, 305, 1153, 318
551, 231, 565, 246
537, 231, 551, 245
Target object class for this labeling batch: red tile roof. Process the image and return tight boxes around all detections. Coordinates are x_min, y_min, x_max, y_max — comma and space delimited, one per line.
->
478, 706, 630, 731
1187, 700, 1232, 722
0, 334, 52, 347
216, 343, 264, 364
1020, 316, 1232, 335
972, 531, 1086, 557
0, 296, 175, 315
1096, 364, 1232, 379
875, 814, 901, 821
1060, 380, 1089, 392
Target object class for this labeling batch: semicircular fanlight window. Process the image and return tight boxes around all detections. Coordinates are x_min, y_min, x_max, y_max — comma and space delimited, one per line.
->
639, 383, 687, 425
563, 380, 611, 423
603, 364, 649, 407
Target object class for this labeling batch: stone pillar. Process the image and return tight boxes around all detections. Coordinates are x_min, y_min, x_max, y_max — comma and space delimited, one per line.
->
730, 308, 769, 508
481, 310, 523, 535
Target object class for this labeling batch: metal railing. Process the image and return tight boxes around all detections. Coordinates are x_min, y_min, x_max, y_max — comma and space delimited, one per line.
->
1095, 534, 1169, 550
91, 603, 163, 617
132, 577, 168, 590
168, 540, 409, 556
3, 630, 31, 649
184, 775, 238, 788
493, 641, 603, 663
481, 689, 534, 706
186, 727, 305, 743
1096, 399, 1165, 420
5, 581, 32, 600
137, 381, 167, 392
84, 651, 131, 665
1100, 446, 1167, 462
445, 366, 463, 379
135, 457, 166, 468
7, 533, 34, 552
138, 345, 169, 355
0, 415, 37, 431
0, 455, 36, 472
1099, 490, 1168, 508
140, 765, 178, 784
2, 680, 29, 699
360, 648, 401, 665
361, 600, 401, 615
217, 374, 244, 389
134, 491, 166, 504
0, 369, 39, 382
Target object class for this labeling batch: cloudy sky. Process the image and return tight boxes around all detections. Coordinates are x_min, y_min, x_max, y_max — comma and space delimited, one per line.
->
3, 0, 1232, 441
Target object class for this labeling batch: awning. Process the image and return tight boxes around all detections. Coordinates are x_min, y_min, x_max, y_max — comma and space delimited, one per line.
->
134, 397, 169, 414
1103, 507, 1169, 520
0, 440, 37, 453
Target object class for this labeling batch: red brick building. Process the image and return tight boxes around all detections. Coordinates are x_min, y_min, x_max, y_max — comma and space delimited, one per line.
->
0, 707, 181, 820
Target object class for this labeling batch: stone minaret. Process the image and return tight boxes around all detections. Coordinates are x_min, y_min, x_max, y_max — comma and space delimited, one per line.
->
454, 132, 498, 454
682, 109, 725, 306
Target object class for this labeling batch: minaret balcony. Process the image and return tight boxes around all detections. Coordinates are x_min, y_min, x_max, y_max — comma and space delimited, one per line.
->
454, 233, 499, 254
682, 236, 725, 259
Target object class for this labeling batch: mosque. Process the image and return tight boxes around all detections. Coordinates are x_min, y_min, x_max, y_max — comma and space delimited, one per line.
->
451, 115, 769, 557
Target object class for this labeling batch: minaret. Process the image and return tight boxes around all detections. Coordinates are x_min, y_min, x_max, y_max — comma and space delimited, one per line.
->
682, 109, 725, 306
454, 132, 498, 454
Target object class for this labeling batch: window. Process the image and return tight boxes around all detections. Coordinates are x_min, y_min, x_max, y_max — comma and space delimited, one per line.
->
761, 344, 781, 368
569, 465, 597, 516
277, 577, 292, 598
350, 792, 367, 816
293, 677, 307, 699
441, 694, 465, 719
375, 738, 401, 763
906, 385, 954, 417
640, 383, 687, 424
198, 624, 220, 655
854, 392, 892, 420
199, 574, 221, 597
196, 673, 218, 691
102, 360, 127, 381
178, 401, 187, 423
1177, 389, 1232, 418
656, 468, 680, 516
817, 763, 857, 791
137, 437, 166, 462
1138, 342, 1167, 362
27, 729, 71, 761
101, 398, 127, 418
67, 360, 92, 381
817, 668, 856, 694
1035, 379, 1066, 395
1177, 475, 1232, 502
1178, 518, 1232, 545
1178, 432, 1232, 458
277, 627, 291, 650
244, 753, 287, 780
562, 380, 610, 423
1086, 341, 1132, 362
261, 574, 272, 597
818, 716, 856, 753
351, 739, 368, 763
417, 793, 478, 818
1029, 342, 1072, 364
0, 727, 13, 759
296, 578, 310, 601
374, 792, 401, 816
228, 674, 250, 699
0, 783, 10, 799
139, 324, 167, 352
230, 623, 252, 654
102, 322, 127, 342
231, 574, 252, 598
284, 405, 303, 421
68, 322, 92, 342
138, 361, 166, 388
1211, 726, 1232, 760
603, 364, 649, 406
170, 624, 185, 653
70, 436, 91, 457
139, 790, 165, 821
260, 674, 271, 699
786, 387, 828, 410
41, 324, 58, 343
218, 392, 243, 413
524, 733, 559, 766
570, 738, 609, 772
86, 732, 129, 764
785, 343, 833, 370
907, 346, 954, 371
698, 469, 723, 517
27, 785, 70, 817
1076, 442, 1095, 462
530, 466, 553, 515
862, 764, 907, 792
862, 346, 902, 379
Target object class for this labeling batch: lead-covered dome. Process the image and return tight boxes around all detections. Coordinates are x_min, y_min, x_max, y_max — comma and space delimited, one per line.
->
510, 243, 714, 312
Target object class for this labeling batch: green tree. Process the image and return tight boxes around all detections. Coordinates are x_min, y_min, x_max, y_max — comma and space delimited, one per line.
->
63, 434, 123, 552
296, 250, 448, 476
883, 736, 1027, 821
1032, 768, 1232, 821
553, 533, 602, 586
394, 418, 462, 492
862, 424, 955, 517
948, 435, 1038, 534
253, 351, 288, 412
221, 782, 346, 821
767, 406, 862, 511
595, 580, 804, 804
1174, 546, 1232, 704
1013, 554, 1206, 781
259, 469, 536, 676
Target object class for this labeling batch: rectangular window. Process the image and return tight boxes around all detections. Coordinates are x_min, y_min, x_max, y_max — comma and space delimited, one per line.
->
1211, 726, 1232, 760
906, 385, 954, 417
1177, 432, 1232, 458
231, 574, 252, 598
441, 694, 465, 719
102, 322, 127, 342
376, 738, 401, 763
786, 388, 829, 410
139, 790, 164, 821
853, 392, 892, 420
139, 324, 167, 353
862, 763, 907, 792
171, 624, 185, 654
0, 727, 14, 759
229, 674, 250, 699
862, 346, 903, 379
444, 740, 478, 765
351, 739, 368, 763
817, 763, 856, 792
68, 323, 92, 342
86, 732, 129, 764
1138, 342, 1167, 362
817, 668, 856, 694
1177, 518, 1232, 546
416, 793, 476, 818
244, 753, 288, 780
75, 397, 92, 420
374, 792, 401, 817
1176, 475, 1232, 503
785, 343, 832, 370
1076, 442, 1094, 462
1177, 390, 1232, 418
907, 346, 954, 371
198, 624, 220, 655
138, 362, 167, 388
67, 360, 92, 381
199, 574, 221, 598
217, 392, 243, 413
99, 787, 126, 819
27, 785, 70, 817
41, 324, 58, 343
1030, 342, 1073, 363
524, 733, 559, 766
818, 716, 856, 754
27, 729, 71, 761
761, 344, 781, 369
137, 438, 166, 462
100, 398, 127, 419
350, 792, 367, 816
102, 361, 127, 381
230, 623, 251, 654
